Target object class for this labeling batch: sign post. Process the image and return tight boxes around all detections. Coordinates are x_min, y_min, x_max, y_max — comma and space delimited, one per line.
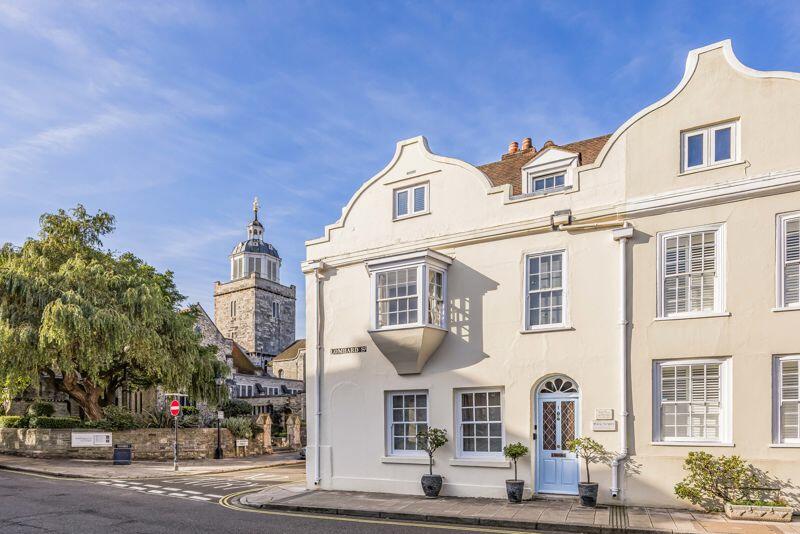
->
163, 393, 187, 472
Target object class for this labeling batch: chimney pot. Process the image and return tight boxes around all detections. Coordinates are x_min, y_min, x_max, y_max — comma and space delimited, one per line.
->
543, 139, 556, 148
521, 137, 532, 150
508, 141, 519, 154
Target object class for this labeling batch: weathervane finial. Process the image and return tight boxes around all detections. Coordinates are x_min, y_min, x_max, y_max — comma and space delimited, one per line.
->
253, 196, 260, 220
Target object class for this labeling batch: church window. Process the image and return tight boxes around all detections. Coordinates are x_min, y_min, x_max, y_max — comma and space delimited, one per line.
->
273, 301, 280, 320
230, 300, 237, 318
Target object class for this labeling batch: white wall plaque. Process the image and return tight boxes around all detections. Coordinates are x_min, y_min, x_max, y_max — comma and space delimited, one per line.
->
236, 439, 249, 447
71, 432, 112, 447
592, 420, 617, 432
594, 408, 614, 420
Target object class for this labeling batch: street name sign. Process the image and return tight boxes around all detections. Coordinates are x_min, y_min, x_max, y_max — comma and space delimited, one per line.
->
330, 346, 367, 355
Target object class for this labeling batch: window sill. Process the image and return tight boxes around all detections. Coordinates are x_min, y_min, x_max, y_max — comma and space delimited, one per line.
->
519, 186, 573, 198
520, 325, 574, 334
449, 458, 510, 468
381, 456, 430, 465
772, 306, 800, 313
650, 441, 735, 447
393, 211, 430, 222
678, 160, 745, 176
654, 312, 730, 322
768, 443, 800, 448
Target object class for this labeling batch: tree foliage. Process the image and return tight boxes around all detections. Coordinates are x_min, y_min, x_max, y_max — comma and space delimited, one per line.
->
503, 442, 529, 481
0, 205, 227, 420
566, 437, 613, 484
674, 452, 787, 511
416, 427, 448, 476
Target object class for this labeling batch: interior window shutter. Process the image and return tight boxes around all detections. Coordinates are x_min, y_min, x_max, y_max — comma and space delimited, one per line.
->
781, 360, 800, 441
785, 219, 800, 306
413, 186, 426, 212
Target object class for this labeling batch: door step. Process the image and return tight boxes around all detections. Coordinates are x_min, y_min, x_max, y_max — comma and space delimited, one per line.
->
532, 493, 579, 503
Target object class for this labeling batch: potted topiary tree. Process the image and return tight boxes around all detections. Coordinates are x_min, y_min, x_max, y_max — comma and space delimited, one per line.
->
502, 442, 529, 503
416, 427, 448, 498
566, 437, 611, 507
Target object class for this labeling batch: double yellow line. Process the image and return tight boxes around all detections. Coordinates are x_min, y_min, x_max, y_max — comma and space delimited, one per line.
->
218, 489, 529, 533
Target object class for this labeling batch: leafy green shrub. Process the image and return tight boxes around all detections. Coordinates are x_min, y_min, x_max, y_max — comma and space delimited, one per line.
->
416, 427, 448, 476
566, 437, 613, 484
29, 417, 81, 429
223, 416, 254, 439
0, 416, 24, 428
220, 399, 252, 418
27, 400, 55, 417
674, 452, 781, 512
503, 442, 529, 481
85, 406, 139, 431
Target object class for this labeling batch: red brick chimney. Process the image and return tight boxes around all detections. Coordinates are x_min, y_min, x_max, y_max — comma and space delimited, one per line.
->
508, 141, 519, 154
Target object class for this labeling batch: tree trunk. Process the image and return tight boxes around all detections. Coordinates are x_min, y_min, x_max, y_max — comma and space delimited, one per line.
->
56, 371, 105, 420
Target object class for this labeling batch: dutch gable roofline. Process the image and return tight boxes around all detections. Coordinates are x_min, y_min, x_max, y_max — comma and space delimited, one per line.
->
584, 39, 800, 172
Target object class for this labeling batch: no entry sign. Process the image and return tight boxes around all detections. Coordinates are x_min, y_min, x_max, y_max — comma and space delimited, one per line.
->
169, 400, 181, 417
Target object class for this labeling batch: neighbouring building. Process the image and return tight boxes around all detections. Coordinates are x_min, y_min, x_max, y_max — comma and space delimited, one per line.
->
271, 340, 306, 381
195, 199, 305, 430
214, 198, 296, 369
302, 40, 800, 508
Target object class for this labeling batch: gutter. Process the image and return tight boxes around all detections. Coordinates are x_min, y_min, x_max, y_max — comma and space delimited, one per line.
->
610, 223, 634, 498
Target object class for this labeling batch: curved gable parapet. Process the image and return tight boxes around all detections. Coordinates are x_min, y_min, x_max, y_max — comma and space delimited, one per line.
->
306, 135, 497, 247
584, 39, 800, 172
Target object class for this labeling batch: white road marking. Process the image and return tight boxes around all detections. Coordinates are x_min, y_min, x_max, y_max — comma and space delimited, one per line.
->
143, 484, 161, 488
96, 481, 111, 485
112, 483, 129, 488
190, 495, 211, 501
168, 492, 188, 497
162, 487, 180, 491
205, 494, 224, 498
183, 490, 202, 495
147, 489, 165, 494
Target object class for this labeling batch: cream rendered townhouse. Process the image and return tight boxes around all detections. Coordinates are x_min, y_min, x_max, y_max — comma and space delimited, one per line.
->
301, 40, 800, 508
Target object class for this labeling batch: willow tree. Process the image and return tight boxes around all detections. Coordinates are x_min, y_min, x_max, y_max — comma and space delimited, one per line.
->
0, 205, 227, 420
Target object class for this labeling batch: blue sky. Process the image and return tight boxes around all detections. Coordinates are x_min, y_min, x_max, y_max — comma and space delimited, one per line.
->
2, 1, 799, 336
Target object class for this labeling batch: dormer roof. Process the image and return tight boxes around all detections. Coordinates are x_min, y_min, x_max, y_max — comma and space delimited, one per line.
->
478, 134, 611, 195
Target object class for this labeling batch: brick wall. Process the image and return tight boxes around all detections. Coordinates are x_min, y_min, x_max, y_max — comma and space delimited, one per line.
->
0, 428, 265, 461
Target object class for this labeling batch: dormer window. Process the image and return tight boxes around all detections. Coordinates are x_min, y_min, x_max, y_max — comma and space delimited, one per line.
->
394, 183, 428, 220
529, 172, 566, 194
520, 147, 578, 196
681, 120, 738, 172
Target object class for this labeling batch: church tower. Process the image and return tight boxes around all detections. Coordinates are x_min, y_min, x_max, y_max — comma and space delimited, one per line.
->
214, 198, 296, 367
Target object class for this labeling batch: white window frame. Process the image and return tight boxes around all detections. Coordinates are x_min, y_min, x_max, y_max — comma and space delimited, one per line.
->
776, 212, 800, 309
681, 120, 739, 172
367, 251, 451, 332
657, 224, 726, 319
455, 388, 505, 459
527, 172, 567, 196
774, 355, 800, 444
524, 250, 568, 330
385, 390, 429, 457
652, 358, 732, 444
393, 183, 429, 220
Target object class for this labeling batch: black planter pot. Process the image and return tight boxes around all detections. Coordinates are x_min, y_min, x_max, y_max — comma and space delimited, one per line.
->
505, 480, 525, 503
578, 482, 599, 507
421, 474, 443, 498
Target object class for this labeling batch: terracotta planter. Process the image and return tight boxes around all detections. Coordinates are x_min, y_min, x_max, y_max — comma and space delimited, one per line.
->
724, 502, 793, 523
421, 474, 443, 498
505, 480, 525, 503
578, 482, 599, 507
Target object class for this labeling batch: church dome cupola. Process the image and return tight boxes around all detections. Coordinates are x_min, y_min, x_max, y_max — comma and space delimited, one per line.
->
230, 197, 281, 282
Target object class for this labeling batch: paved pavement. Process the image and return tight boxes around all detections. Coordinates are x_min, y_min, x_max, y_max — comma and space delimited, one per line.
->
0, 465, 539, 533
242, 487, 800, 534
0, 451, 302, 478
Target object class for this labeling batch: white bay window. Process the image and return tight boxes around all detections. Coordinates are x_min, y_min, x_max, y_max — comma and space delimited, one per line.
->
658, 225, 725, 318
654, 359, 730, 443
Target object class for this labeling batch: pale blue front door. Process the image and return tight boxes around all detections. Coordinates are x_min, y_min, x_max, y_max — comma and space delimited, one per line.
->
536, 396, 579, 495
